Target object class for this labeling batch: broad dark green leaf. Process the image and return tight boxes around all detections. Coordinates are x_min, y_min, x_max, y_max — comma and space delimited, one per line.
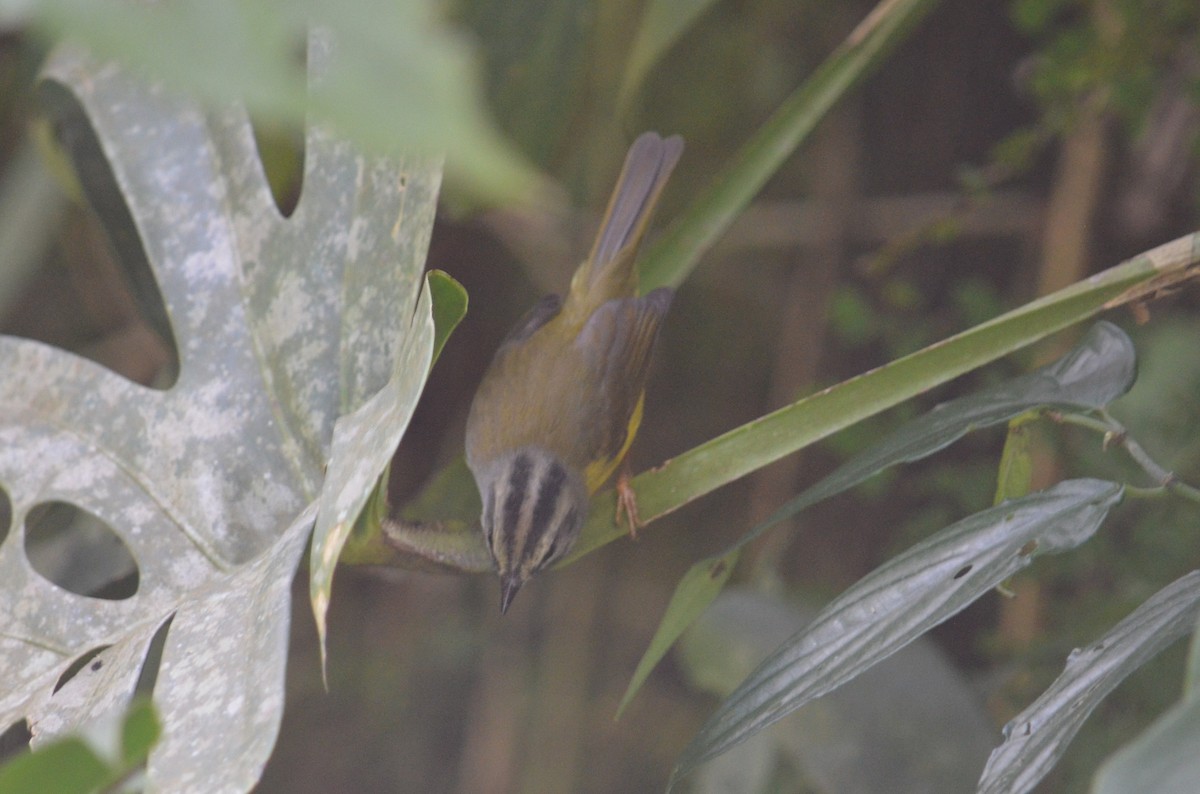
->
981, 570, 1200, 794
670, 479, 1123, 787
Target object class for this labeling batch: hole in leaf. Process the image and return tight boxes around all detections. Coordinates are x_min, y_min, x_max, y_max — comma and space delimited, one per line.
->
0, 719, 31, 765
25, 501, 139, 599
250, 40, 305, 217
1, 80, 181, 389
53, 645, 111, 693
0, 484, 11, 549
251, 114, 305, 218
135, 614, 175, 697
953, 564, 973, 580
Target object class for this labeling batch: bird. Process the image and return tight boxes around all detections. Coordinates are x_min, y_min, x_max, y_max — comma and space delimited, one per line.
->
465, 131, 683, 613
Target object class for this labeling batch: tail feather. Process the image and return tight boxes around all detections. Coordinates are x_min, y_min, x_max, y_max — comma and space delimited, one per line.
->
580, 132, 684, 299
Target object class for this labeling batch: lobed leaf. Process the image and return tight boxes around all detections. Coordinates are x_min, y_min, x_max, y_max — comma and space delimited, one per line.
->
0, 32, 441, 791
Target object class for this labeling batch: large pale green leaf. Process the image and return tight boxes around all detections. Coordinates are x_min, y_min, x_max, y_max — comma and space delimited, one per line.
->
619, 322, 1136, 713
0, 33, 440, 792
308, 273, 444, 675
981, 571, 1200, 794
670, 479, 1124, 787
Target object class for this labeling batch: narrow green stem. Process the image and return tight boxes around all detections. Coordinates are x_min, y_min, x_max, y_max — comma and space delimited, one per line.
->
1049, 409, 1200, 504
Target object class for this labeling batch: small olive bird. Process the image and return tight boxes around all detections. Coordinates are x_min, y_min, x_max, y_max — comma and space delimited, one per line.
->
465, 132, 683, 613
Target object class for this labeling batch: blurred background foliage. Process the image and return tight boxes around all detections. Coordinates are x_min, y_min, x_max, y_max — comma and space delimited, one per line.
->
0, 0, 1199, 791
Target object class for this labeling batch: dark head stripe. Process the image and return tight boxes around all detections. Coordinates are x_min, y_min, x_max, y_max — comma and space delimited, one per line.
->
482, 488, 496, 545
502, 453, 533, 562
528, 461, 567, 553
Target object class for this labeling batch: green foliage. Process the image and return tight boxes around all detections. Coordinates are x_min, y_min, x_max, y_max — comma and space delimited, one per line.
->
16, 0, 535, 201
0, 699, 159, 794
650, 321, 1200, 789
997, 0, 1200, 190
1011, 0, 1200, 123
3, 1, 1200, 791
675, 479, 1126, 789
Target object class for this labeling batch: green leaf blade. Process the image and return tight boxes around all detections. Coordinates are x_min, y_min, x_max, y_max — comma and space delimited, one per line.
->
428, 270, 468, 365
755, 320, 1136, 535
617, 0, 720, 112
640, 0, 943, 291
616, 550, 738, 717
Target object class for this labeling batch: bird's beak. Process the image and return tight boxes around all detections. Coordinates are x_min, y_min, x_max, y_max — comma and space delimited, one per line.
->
499, 574, 524, 614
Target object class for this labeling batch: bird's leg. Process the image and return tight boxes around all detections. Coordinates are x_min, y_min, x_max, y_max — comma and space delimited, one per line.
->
615, 464, 642, 540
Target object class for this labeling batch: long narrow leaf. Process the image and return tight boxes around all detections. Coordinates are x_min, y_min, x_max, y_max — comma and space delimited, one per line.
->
669, 478, 1124, 787
640, 0, 942, 291
618, 322, 1135, 712
616, 0, 721, 113
979, 570, 1200, 794
572, 233, 1200, 562
733, 320, 1135, 552
616, 551, 739, 718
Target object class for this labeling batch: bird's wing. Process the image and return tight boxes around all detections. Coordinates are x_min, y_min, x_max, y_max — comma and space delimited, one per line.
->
574, 287, 674, 484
